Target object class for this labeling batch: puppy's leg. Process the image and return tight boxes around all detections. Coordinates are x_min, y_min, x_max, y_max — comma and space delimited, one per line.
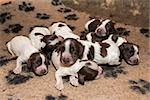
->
69, 74, 79, 86
13, 57, 23, 74
55, 69, 64, 91
55, 68, 78, 90
6, 42, 15, 56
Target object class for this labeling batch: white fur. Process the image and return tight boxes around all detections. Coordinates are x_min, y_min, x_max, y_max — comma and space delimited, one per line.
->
86, 32, 93, 42
6, 36, 41, 74
29, 27, 51, 50
49, 22, 79, 39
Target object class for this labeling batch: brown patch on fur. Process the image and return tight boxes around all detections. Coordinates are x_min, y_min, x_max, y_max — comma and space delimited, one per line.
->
88, 19, 102, 32
100, 42, 110, 57
78, 65, 98, 85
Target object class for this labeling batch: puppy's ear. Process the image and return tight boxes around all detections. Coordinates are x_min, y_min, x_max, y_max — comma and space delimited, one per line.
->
78, 74, 85, 85
27, 59, 32, 70
78, 42, 84, 59
45, 56, 50, 65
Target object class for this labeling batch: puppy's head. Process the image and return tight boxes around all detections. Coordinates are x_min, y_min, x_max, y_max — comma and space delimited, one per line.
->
95, 19, 116, 37
119, 43, 139, 65
57, 38, 84, 66
77, 60, 103, 85
27, 53, 49, 76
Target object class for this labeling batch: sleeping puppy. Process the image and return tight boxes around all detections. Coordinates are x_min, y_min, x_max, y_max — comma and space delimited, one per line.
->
49, 22, 79, 39
29, 27, 51, 50
108, 34, 139, 65
57, 38, 121, 67
84, 18, 116, 37
82, 33, 140, 65
6, 36, 49, 76
51, 48, 103, 90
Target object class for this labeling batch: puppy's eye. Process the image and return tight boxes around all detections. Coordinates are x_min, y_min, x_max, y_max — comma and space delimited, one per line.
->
70, 47, 75, 52
137, 52, 139, 55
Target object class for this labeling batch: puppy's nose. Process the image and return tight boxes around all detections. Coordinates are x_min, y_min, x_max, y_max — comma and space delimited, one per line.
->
63, 58, 70, 64
97, 29, 102, 33
133, 59, 139, 65
40, 69, 47, 75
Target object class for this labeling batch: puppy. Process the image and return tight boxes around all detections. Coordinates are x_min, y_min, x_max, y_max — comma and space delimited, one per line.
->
49, 22, 79, 39
29, 27, 51, 50
6, 36, 49, 76
51, 48, 103, 90
85, 18, 116, 37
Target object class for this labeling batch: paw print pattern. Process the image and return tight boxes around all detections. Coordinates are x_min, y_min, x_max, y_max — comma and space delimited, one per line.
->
116, 27, 130, 36
129, 79, 150, 94
0, 12, 12, 24
45, 94, 68, 100
51, 0, 62, 6
36, 13, 50, 20
0, 56, 8, 67
140, 28, 150, 37
64, 14, 79, 20
57, 7, 72, 13
5, 71, 33, 85
19, 1, 35, 12
3, 24, 23, 33
103, 66, 127, 78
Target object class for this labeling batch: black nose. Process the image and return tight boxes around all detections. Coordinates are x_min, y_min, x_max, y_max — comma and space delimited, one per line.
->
63, 58, 70, 64
133, 59, 139, 65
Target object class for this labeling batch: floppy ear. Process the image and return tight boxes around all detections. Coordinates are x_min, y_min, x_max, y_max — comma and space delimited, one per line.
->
78, 42, 84, 59
78, 74, 85, 85
27, 59, 32, 71
45, 57, 50, 65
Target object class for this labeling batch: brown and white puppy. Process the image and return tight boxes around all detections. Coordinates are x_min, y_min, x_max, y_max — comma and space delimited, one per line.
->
82, 33, 140, 65
29, 27, 51, 50
85, 18, 116, 37
6, 36, 49, 76
57, 38, 121, 67
51, 48, 103, 90
49, 22, 79, 39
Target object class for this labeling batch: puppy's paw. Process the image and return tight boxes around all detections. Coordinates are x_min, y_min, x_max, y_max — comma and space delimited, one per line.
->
70, 76, 79, 87
55, 82, 64, 91
13, 68, 21, 74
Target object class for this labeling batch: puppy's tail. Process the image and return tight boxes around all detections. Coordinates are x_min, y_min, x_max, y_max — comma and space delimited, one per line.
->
0, 56, 17, 64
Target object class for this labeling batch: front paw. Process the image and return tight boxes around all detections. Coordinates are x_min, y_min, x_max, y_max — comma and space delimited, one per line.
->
13, 68, 21, 74
70, 77, 79, 87
55, 82, 64, 91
